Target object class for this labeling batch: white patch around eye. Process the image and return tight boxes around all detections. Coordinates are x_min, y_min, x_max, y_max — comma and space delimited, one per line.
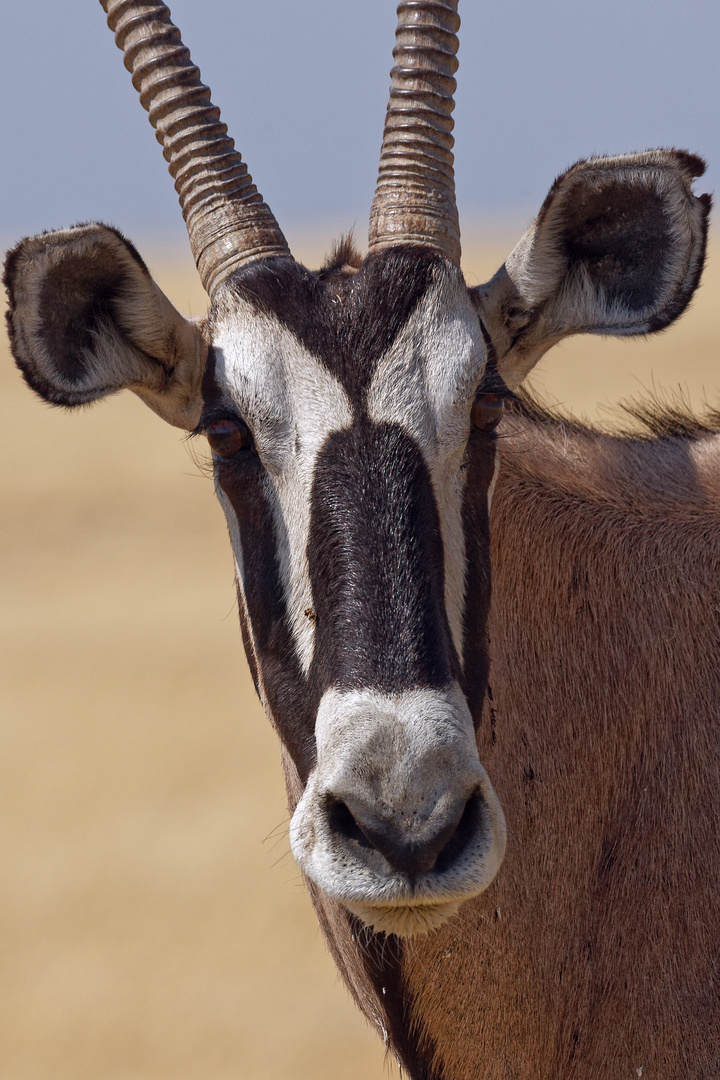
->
213, 303, 353, 675
366, 269, 487, 667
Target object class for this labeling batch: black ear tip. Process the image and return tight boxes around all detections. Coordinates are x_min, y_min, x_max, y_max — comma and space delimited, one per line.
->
672, 149, 707, 179
95, 224, 150, 275
3, 236, 26, 304
699, 192, 713, 212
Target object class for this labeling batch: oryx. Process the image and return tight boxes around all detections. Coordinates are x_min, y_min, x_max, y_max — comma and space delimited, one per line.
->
5, 1, 716, 1076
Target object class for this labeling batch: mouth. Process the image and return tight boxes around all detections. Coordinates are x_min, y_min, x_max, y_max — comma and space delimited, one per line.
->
290, 687, 508, 938
344, 898, 462, 937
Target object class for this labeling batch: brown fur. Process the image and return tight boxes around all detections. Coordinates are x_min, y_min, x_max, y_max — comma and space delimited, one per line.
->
317, 397, 720, 1078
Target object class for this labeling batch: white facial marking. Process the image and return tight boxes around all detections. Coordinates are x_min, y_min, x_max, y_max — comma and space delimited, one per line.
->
290, 684, 506, 935
213, 299, 353, 673
211, 266, 492, 686
366, 268, 487, 665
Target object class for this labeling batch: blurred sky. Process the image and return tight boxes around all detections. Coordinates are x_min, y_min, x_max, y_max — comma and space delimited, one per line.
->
2, 0, 719, 257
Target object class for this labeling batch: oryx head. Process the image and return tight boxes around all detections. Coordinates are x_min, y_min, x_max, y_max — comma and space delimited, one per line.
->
5, 0, 709, 936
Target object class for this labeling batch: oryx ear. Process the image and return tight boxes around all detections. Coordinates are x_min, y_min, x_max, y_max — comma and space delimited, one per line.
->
471, 151, 711, 389
4, 224, 207, 430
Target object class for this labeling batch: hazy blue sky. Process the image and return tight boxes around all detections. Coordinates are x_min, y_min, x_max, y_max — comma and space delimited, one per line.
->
2, 0, 718, 255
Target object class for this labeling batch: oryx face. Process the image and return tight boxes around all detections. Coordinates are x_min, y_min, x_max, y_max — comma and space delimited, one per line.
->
203, 248, 507, 935
6, 0, 708, 940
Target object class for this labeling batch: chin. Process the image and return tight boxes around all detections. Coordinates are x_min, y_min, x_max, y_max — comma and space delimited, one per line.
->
344, 899, 461, 937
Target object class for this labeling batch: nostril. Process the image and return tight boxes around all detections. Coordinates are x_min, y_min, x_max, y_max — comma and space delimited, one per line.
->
324, 789, 486, 879
326, 797, 374, 850
434, 791, 485, 875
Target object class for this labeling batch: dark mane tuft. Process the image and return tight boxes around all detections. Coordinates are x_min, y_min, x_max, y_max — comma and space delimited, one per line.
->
509, 387, 720, 442
507, 391, 589, 434
618, 393, 720, 439
320, 233, 363, 277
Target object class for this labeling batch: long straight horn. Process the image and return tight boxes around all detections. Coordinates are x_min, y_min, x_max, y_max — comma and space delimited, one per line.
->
368, 0, 461, 264
101, 1, 291, 296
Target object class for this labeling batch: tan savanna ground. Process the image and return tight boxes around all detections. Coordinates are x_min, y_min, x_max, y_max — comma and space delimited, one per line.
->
1, 231, 718, 1080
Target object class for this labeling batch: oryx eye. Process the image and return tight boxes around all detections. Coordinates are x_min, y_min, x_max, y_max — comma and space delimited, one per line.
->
471, 393, 505, 433
205, 418, 253, 458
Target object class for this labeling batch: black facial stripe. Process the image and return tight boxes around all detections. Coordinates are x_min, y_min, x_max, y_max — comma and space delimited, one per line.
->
199, 345, 230, 417
477, 317, 513, 396
460, 432, 497, 725
307, 890, 442, 1080
202, 349, 320, 777
307, 421, 458, 693
221, 247, 444, 409
235, 585, 261, 698
477, 316, 498, 371
216, 453, 319, 779
351, 920, 443, 1080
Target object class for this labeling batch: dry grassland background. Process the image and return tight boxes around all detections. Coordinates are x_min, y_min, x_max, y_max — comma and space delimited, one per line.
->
1, 233, 718, 1080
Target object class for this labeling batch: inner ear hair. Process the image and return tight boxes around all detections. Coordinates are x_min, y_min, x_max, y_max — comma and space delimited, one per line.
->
4, 223, 207, 430
471, 150, 711, 389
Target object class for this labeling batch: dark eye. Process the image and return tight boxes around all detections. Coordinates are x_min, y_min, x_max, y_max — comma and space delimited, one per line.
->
471, 393, 505, 433
205, 418, 253, 458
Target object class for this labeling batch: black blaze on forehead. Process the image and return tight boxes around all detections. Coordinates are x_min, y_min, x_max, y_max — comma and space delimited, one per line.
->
307, 422, 458, 693
225, 246, 443, 402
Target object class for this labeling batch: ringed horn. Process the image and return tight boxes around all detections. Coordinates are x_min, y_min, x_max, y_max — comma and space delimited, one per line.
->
101, 0, 292, 296
368, 0, 461, 265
